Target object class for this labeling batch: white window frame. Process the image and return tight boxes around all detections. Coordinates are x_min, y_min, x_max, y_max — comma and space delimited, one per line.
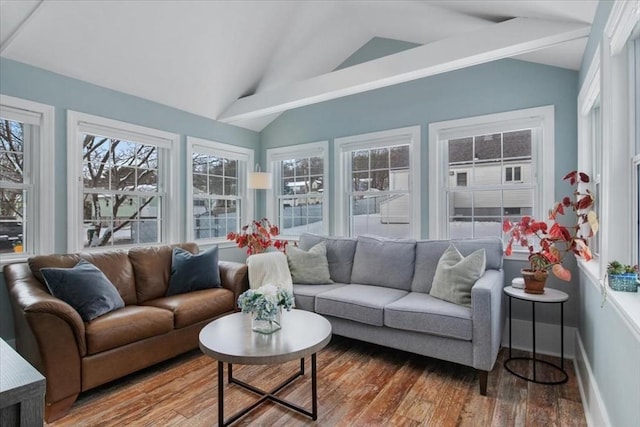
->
67, 111, 180, 252
429, 106, 555, 250
578, 44, 602, 277
266, 141, 329, 238
0, 95, 54, 264
334, 126, 421, 238
186, 136, 253, 244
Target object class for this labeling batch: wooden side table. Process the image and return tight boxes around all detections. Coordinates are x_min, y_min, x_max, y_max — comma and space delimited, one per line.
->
503, 286, 569, 384
0, 339, 46, 426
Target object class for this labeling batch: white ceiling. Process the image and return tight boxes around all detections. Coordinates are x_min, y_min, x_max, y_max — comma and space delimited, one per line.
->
0, 1, 598, 132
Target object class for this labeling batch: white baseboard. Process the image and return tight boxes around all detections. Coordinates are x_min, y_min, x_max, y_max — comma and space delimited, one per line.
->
574, 332, 611, 427
501, 318, 576, 358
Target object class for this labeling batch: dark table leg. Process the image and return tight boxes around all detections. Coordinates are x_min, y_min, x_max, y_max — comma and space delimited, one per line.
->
312, 353, 318, 420
532, 300, 536, 381
218, 361, 224, 427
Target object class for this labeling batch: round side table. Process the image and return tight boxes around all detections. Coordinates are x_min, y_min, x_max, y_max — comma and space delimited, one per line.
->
503, 286, 569, 385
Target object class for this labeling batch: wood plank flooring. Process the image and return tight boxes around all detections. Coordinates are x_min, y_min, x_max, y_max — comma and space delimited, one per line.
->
47, 336, 586, 426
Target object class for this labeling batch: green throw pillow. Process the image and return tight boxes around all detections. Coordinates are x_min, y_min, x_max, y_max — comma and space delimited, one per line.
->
429, 244, 486, 307
286, 242, 333, 284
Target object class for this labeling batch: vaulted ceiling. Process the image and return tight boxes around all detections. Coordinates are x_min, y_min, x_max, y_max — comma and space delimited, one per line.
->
0, 1, 598, 131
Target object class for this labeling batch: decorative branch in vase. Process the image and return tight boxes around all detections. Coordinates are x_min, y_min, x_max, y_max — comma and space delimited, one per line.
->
503, 171, 599, 294
227, 218, 288, 255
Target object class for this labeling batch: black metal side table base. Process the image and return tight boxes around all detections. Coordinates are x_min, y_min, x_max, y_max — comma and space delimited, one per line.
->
217, 354, 318, 426
504, 357, 568, 385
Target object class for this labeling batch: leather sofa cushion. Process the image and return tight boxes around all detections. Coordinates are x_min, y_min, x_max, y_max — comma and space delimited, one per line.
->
129, 243, 198, 303
29, 253, 82, 283
351, 235, 416, 291
143, 288, 235, 329
85, 305, 174, 354
292, 283, 347, 312
80, 251, 137, 305
315, 284, 407, 326
384, 292, 472, 340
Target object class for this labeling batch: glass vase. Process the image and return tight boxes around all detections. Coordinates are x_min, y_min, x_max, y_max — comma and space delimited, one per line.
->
251, 308, 282, 334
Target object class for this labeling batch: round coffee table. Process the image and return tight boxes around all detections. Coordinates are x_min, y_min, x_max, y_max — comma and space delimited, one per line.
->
199, 309, 332, 426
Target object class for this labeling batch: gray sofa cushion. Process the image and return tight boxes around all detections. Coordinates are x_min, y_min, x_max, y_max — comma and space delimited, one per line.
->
350, 235, 416, 291
315, 284, 407, 326
292, 283, 347, 311
411, 238, 503, 293
429, 245, 486, 308
299, 233, 357, 284
384, 292, 473, 340
286, 242, 333, 284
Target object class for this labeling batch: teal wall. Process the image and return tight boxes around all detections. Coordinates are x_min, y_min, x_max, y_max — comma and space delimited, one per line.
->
577, 2, 640, 426
0, 57, 259, 341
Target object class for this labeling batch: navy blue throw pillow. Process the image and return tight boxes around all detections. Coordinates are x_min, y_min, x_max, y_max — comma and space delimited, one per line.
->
166, 245, 221, 296
41, 260, 125, 322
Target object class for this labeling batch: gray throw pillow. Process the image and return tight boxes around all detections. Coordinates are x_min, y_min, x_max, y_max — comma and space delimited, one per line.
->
166, 245, 221, 296
287, 242, 333, 284
429, 244, 486, 307
41, 259, 125, 321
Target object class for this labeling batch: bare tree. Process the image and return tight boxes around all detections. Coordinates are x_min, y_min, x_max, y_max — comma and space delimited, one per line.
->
83, 135, 157, 246
0, 119, 25, 219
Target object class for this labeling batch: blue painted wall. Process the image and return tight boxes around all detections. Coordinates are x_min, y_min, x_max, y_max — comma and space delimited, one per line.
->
0, 57, 259, 341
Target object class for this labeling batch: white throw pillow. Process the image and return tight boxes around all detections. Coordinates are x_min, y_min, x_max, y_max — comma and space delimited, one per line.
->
246, 252, 293, 292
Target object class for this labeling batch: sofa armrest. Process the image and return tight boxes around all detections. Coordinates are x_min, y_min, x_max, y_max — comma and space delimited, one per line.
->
3, 263, 86, 406
471, 269, 505, 371
218, 260, 249, 309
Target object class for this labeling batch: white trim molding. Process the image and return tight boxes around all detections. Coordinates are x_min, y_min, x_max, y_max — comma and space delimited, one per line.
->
66, 111, 180, 252
334, 126, 421, 238
0, 94, 55, 263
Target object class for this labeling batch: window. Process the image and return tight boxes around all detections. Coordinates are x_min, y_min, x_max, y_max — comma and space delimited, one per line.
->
335, 127, 420, 238
187, 137, 252, 242
67, 112, 179, 251
266, 141, 329, 237
504, 165, 522, 182
0, 95, 54, 261
456, 172, 467, 187
429, 106, 554, 243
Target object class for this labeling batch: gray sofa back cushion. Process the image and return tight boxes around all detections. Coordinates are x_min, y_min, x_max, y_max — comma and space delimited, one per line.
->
411, 237, 503, 293
299, 233, 357, 284
350, 235, 416, 291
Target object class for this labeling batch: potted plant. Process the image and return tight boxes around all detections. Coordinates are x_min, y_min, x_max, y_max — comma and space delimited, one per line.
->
503, 171, 599, 294
237, 284, 295, 333
227, 218, 288, 255
606, 261, 640, 292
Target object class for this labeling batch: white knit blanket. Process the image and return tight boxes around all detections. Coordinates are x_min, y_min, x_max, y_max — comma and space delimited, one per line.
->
246, 252, 293, 292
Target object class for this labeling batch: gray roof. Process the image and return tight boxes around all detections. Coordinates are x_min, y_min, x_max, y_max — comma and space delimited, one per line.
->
449, 130, 531, 164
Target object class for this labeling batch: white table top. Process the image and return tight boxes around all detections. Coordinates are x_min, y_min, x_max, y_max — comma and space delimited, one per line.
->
504, 286, 569, 303
199, 309, 332, 365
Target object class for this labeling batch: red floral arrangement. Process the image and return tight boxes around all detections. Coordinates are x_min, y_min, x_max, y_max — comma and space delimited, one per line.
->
227, 218, 288, 255
503, 171, 599, 282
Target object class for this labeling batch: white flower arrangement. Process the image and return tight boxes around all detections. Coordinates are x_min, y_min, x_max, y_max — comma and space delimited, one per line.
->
237, 284, 294, 323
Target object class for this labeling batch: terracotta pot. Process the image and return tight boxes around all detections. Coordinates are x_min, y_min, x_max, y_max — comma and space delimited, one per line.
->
521, 269, 548, 294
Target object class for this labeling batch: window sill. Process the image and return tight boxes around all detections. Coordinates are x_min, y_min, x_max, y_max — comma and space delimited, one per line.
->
578, 259, 640, 339
0, 253, 30, 268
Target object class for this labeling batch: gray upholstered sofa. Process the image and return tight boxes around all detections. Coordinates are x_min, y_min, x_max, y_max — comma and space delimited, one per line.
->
292, 233, 505, 395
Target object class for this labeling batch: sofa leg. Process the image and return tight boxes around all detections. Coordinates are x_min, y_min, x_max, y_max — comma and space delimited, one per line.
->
45, 394, 78, 422
478, 370, 488, 396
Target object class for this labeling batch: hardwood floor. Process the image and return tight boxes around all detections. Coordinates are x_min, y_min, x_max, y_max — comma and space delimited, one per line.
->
47, 336, 586, 426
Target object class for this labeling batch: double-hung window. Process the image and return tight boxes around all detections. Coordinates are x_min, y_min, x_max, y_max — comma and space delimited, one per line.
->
67, 112, 179, 251
0, 95, 54, 260
335, 127, 420, 238
266, 141, 329, 237
429, 106, 554, 243
187, 137, 252, 243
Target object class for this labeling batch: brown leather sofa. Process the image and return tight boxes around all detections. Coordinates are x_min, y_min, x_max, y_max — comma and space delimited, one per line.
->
4, 243, 248, 422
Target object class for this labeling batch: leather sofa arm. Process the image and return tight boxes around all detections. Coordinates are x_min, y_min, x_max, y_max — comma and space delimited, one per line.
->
470, 269, 505, 371
218, 260, 249, 309
4, 263, 86, 407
